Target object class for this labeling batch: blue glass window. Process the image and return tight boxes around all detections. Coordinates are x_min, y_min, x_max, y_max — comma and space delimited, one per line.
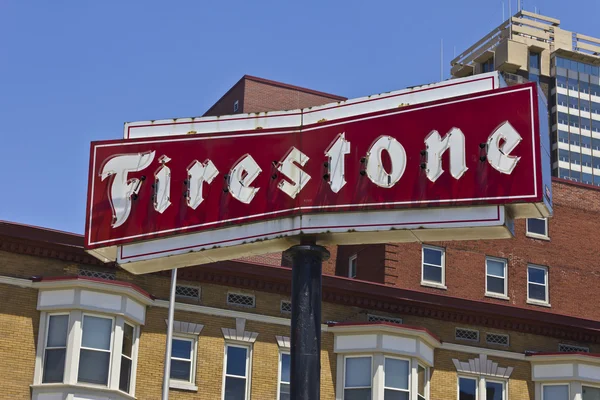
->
568, 77, 578, 91
482, 58, 494, 73
558, 131, 569, 143
593, 156, 600, 169
593, 66, 600, 76
556, 76, 567, 88
581, 99, 591, 113
581, 135, 592, 148
580, 80, 590, 94
558, 112, 569, 125
570, 152, 581, 165
594, 175, 600, 186
559, 149, 569, 162
591, 84, 600, 97
557, 94, 568, 106
593, 120, 600, 133
583, 173, 593, 185
571, 170, 582, 182
568, 96, 579, 109
569, 116, 580, 128
582, 119, 591, 131
570, 133, 581, 146
529, 52, 541, 69
583, 154, 593, 167
559, 168, 570, 179
591, 101, 600, 114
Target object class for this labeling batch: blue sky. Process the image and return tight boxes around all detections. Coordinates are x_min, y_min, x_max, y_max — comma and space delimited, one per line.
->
1, 0, 599, 234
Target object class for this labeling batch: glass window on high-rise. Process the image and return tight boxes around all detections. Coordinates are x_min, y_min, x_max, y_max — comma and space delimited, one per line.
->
529, 51, 541, 83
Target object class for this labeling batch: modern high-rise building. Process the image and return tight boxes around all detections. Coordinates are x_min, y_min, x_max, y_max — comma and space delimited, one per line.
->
451, 10, 600, 185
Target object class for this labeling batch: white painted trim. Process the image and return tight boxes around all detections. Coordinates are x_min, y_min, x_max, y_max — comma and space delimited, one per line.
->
30, 383, 136, 400
154, 299, 330, 331
169, 380, 198, 391
441, 342, 526, 360
0, 275, 32, 287
328, 324, 440, 348
528, 354, 600, 364
32, 279, 153, 306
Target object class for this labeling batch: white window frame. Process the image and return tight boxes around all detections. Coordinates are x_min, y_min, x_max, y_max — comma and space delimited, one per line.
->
77, 313, 115, 387
383, 355, 411, 398
277, 351, 290, 400
485, 378, 507, 400
485, 257, 509, 299
222, 343, 252, 400
526, 218, 549, 240
421, 245, 446, 289
527, 264, 550, 306
343, 355, 372, 399
417, 363, 429, 400
119, 322, 136, 393
349, 254, 357, 278
541, 383, 570, 400
169, 335, 198, 389
457, 375, 479, 400
42, 312, 70, 384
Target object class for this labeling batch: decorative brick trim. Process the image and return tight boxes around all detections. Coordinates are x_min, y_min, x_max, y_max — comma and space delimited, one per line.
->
452, 354, 514, 378
276, 336, 290, 350
164, 320, 204, 335
221, 318, 258, 343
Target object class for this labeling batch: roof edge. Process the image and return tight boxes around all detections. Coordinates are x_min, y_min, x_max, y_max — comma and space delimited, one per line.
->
243, 75, 347, 101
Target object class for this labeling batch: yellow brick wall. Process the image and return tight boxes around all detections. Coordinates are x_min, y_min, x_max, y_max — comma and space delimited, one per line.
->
136, 306, 337, 399
0, 283, 40, 399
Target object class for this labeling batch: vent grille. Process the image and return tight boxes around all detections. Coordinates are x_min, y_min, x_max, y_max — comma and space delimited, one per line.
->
486, 333, 509, 346
78, 268, 116, 281
227, 293, 255, 308
175, 285, 200, 300
280, 300, 292, 314
367, 314, 403, 324
455, 328, 479, 342
559, 343, 589, 353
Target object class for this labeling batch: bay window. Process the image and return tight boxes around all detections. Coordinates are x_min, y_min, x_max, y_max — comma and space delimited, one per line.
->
542, 384, 569, 399
78, 315, 113, 385
278, 352, 290, 400
42, 314, 69, 383
32, 280, 151, 400
344, 356, 372, 399
384, 357, 409, 399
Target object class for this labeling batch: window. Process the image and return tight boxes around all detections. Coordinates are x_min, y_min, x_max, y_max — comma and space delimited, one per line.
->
530, 51, 541, 70
543, 384, 569, 400
78, 268, 116, 280
558, 343, 589, 353
417, 364, 427, 400
486, 380, 505, 400
344, 356, 372, 399
280, 300, 292, 314
485, 257, 507, 297
455, 328, 479, 342
349, 254, 357, 278
223, 344, 250, 400
78, 315, 113, 385
421, 245, 445, 287
486, 333, 509, 346
528, 265, 549, 304
227, 293, 255, 308
278, 352, 290, 400
176, 285, 200, 301
170, 337, 196, 384
481, 58, 494, 73
526, 218, 548, 238
367, 314, 403, 324
583, 386, 600, 400
42, 314, 69, 383
458, 376, 478, 400
384, 357, 410, 399
119, 323, 135, 392
233, 100, 239, 112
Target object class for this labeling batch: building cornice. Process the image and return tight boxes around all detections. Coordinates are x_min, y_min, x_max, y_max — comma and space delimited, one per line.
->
527, 352, 600, 364
328, 322, 441, 348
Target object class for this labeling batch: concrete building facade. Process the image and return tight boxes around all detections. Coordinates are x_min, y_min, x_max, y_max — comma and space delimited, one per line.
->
450, 10, 600, 186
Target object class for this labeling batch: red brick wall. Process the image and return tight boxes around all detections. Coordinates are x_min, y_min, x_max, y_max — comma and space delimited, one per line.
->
203, 80, 245, 117
243, 79, 342, 113
336, 180, 600, 321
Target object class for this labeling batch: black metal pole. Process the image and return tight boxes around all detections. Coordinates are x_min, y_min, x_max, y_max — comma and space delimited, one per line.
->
284, 240, 330, 400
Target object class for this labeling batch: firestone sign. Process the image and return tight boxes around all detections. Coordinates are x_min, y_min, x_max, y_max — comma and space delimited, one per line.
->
85, 78, 552, 273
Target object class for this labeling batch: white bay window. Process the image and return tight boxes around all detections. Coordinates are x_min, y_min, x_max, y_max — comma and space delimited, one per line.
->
32, 278, 151, 400
332, 323, 437, 400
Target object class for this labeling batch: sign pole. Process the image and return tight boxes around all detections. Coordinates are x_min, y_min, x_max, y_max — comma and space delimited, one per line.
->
285, 239, 330, 400
162, 268, 177, 400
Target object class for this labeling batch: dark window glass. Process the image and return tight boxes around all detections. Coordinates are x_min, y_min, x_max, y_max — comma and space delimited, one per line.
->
556, 75, 567, 88
593, 120, 600, 133
226, 346, 247, 377
583, 154, 592, 167
570, 151, 581, 165
592, 138, 600, 150
580, 80, 590, 94
43, 315, 69, 383
459, 377, 477, 400
568, 77, 578, 91
571, 170, 582, 182
557, 112, 569, 125
558, 149, 569, 162
591, 84, 600, 97
558, 131, 569, 143
591, 102, 600, 115
486, 381, 504, 400
527, 218, 547, 236
559, 168, 570, 179
594, 175, 600, 186
570, 133, 580, 146
568, 96, 579, 109
557, 94, 568, 106
583, 173, 593, 185
593, 156, 600, 169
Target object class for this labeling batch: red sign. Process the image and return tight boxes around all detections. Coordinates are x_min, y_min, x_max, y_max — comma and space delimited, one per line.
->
86, 83, 542, 250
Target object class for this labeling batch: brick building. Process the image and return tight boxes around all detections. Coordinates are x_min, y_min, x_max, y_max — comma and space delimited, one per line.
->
1, 74, 600, 400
